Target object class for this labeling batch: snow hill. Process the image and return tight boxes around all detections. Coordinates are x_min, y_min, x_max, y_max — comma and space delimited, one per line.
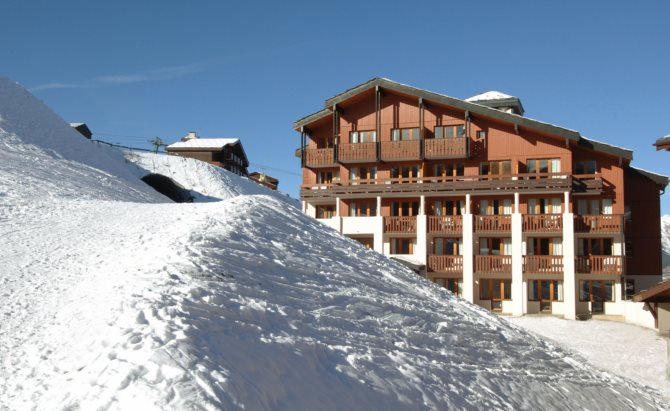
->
1, 76, 668, 410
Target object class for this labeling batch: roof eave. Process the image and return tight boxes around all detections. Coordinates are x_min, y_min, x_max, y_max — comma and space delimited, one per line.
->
630, 166, 669, 188
293, 108, 332, 131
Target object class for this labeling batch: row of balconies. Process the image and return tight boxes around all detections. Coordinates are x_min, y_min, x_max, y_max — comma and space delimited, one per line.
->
427, 255, 623, 275
383, 214, 623, 234
301, 173, 603, 199
305, 138, 469, 167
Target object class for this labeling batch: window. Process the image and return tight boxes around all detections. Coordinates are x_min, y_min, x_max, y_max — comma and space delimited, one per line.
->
434, 237, 462, 255
477, 130, 487, 140
433, 200, 463, 216
625, 279, 635, 300
479, 199, 512, 215
527, 198, 561, 214
480, 279, 512, 304
350, 166, 377, 184
352, 237, 373, 249
480, 160, 512, 176
579, 280, 615, 305
625, 240, 633, 257
527, 158, 561, 175
391, 127, 420, 141
527, 238, 562, 256
576, 199, 612, 215
578, 238, 613, 256
391, 238, 414, 254
349, 201, 377, 217
391, 165, 420, 182
434, 125, 465, 139
479, 238, 512, 256
433, 163, 464, 179
434, 278, 463, 296
391, 201, 420, 216
529, 280, 563, 312
317, 170, 339, 184
575, 160, 597, 175
316, 205, 335, 219
349, 130, 377, 144
316, 137, 334, 149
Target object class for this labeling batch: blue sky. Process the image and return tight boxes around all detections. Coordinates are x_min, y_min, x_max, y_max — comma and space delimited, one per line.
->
2, 1, 669, 214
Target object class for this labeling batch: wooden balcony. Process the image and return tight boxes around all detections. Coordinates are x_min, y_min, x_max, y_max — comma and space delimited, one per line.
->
572, 174, 603, 194
304, 148, 336, 168
424, 138, 469, 159
575, 256, 623, 274
428, 255, 463, 273
475, 215, 511, 232
338, 142, 377, 163
380, 140, 421, 161
384, 216, 417, 233
523, 256, 563, 274
574, 214, 623, 234
475, 255, 512, 273
523, 214, 562, 233
428, 215, 463, 234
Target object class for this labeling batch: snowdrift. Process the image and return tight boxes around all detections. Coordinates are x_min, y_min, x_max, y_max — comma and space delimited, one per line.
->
1, 76, 668, 410
662, 215, 670, 273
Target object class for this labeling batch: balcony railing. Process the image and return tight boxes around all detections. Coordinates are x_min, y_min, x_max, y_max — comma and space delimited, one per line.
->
523, 214, 562, 232
475, 255, 512, 273
300, 173, 574, 200
338, 142, 377, 163
575, 256, 623, 274
380, 140, 421, 161
428, 215, 463, 234
574, 214, 623, 234
428, 255, 463, 273
523, 256, 563, 273
304, 148, 336, 168
475, 215, 511, 232
384, 216, 417, 233
424, 138, 469, 159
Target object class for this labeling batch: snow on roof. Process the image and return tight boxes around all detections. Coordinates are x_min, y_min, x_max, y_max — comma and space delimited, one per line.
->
69, 122, 85, 127
465, 91, 515, 102
167, 138, 239, 150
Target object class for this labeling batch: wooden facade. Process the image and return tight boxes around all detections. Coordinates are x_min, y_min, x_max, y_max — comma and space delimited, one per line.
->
295, 78, 668, 318
167, 134, 249, 177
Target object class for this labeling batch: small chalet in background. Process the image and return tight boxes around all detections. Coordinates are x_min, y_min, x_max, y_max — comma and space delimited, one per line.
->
70, 122, 92, 139
655, 135, 670, 151
249, 172, 279, 190
167, 132, 249, 176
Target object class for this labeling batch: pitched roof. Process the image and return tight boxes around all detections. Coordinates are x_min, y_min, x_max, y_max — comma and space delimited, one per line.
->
654, 135, 670, 150
629, 166, 669, 188
465, 91, 514, 102
293, 78, 632, 160
633, 279, 670, 303
167, 138, 240, 150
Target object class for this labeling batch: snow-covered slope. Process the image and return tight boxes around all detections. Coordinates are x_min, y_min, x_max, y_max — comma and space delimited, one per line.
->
1, 77, 668, 410
662, 215, 670, 269
123, 151, 291, 203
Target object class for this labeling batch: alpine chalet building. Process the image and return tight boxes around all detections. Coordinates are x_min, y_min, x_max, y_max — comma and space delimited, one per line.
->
295, 78, 668, 320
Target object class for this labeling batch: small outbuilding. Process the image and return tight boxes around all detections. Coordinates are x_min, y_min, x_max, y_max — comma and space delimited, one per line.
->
633, 279, 670, 334
249, 172, 279, 190
167, 132, 249, 176
70, 122, 92, 139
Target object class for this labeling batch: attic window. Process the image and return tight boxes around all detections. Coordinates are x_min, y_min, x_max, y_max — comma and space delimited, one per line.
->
477, 130, 487, 140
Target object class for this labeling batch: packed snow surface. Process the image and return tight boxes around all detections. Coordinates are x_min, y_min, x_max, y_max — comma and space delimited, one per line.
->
465, 91, 514, 102
1, 76, 669, 410
510, 316, 670, 399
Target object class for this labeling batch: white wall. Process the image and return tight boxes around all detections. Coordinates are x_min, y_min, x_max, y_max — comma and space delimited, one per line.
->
622, 301, 658, 330
342, 216, 377, 235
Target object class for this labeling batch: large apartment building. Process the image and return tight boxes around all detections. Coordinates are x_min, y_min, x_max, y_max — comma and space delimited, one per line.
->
295, 78, 668, 320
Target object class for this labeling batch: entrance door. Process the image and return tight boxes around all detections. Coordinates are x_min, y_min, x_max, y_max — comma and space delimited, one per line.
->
540, 281, 552, 312
591, 281, 604, 313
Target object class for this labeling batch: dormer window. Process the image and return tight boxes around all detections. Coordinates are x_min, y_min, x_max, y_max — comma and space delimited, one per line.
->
575, 160, 597, 175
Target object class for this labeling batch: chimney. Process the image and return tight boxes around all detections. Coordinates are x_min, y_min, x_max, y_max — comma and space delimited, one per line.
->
182, 131, 198, 142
